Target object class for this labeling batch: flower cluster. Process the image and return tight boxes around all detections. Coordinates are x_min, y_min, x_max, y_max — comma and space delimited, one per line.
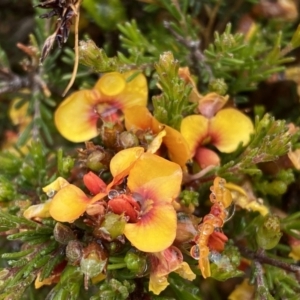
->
24, 69, 256, 295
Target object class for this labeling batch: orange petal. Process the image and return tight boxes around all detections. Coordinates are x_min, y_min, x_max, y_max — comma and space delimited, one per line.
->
195, 147, 220, 169
108, 147, 145, 188
164, 125, 191, 168
55, 89, 100, 142
209, 108, 253, 153
124, 202, 177, 252
147, 130, 166, 154
49, 184, 90, 222
181, 115, 209, 156
127, 153, 182, 201
124, 106, 160, 132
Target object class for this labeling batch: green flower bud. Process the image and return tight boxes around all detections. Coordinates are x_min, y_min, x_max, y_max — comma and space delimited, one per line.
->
79, 40, 120, 73
0, 176, 15, 201
208, 78, 228, 95
179, 190, 199, 206
265, 181, 287, 196
256, 215, 282, 250
53, 223, 76, 244
94, 213, 126, 240
124, 250, 148, 275
86, 150, 105, 172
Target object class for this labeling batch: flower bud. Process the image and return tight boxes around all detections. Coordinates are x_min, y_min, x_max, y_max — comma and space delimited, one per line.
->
208, 78, 228, 95
118, 132, 139, 149
100, 122, 124, 149
86, 151, 106, 172
93, 213, 126, 240
80, 242, 108, 278
256, 215, 282, 250
66, 240, 83, 265
53, 222, 76, 244
124, 250, 148, 276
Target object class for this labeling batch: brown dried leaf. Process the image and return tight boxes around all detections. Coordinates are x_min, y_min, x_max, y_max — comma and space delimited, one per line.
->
40, 32, 57, 63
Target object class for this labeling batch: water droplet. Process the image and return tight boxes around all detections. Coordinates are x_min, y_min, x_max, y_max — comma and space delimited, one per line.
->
190, 245, 200, 260
224, 203, 235, 223
108, 189, 120, 199
46, 189, 56, 198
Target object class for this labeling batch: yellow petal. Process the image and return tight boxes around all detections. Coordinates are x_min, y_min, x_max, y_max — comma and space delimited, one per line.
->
117, 71, 148, 109
181, 115, 209, 156
149, 273, 169, 295
9, 95, 31, 127
124, 202, 177, 252
228, 279, 255, 300
23, 200, 51, 219
164, 125, 191, 168
128, 153, 182, 201
226, 182, 269, 216
148, 130, 166, 154
94, 72, 126, 96
209, 108, 253, 153
55, 89, 100, 142
109, 147, 145, 188
49, 184, 90, 222
174, 262, 196, 281
43, 177, 70, 194
35, 272, 56, 289
289, 244, 300, 260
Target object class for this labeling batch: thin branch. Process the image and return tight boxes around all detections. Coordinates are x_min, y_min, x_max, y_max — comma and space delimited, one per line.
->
254, 259, 268, 300
0, 71, 31, 95
238, 246, 300, 274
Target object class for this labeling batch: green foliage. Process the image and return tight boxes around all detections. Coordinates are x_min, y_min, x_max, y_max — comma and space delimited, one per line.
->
2, 0, 300, 299
91, 279, 135, 300
152, 51, 193, 129
205, 24, 294, 94
0, 211, 60, 299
